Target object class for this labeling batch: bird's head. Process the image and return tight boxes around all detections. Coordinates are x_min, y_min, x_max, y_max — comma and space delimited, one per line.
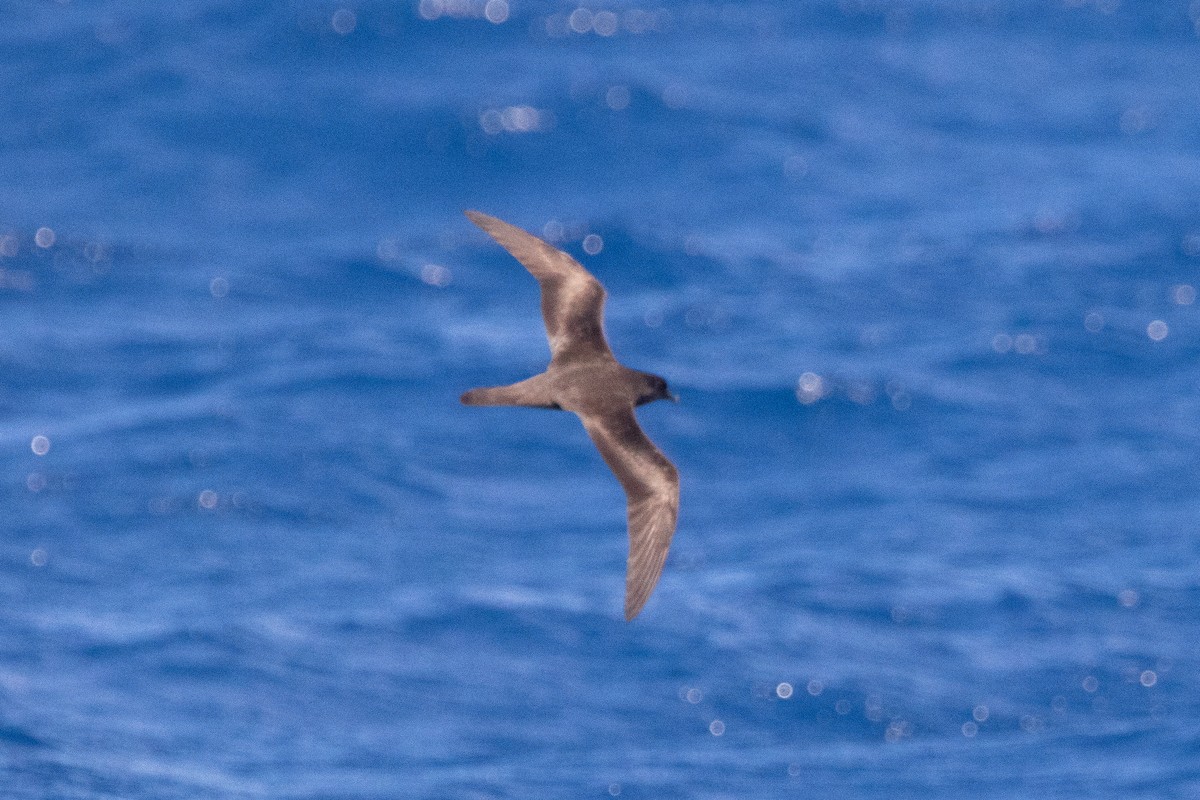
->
635, 372, 679, 406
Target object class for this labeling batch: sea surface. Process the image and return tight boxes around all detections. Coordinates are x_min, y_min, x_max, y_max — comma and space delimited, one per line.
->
3, 1, 1200, 797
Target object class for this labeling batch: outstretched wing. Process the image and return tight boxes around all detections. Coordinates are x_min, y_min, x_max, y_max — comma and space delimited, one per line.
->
466, 211, 613, 365
579, 408, 680, 621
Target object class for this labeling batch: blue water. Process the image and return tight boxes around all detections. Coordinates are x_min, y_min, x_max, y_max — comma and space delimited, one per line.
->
3, 1, 1200, 797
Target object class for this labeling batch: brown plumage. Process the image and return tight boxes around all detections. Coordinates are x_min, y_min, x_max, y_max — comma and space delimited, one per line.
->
461, 210, 680, 621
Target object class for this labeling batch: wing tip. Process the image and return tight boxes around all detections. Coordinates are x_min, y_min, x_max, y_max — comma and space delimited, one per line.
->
465, 210, 527, 243
623, 583, 654, 621
464, 209, 501, 231
624, 599, 643, 622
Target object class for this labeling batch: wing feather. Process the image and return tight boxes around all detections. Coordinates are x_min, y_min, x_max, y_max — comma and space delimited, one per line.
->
466, 211, 612, 365
579, 408, 680, 620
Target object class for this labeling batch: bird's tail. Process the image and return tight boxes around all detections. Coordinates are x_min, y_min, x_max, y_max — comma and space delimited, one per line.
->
460, 374, 559, 409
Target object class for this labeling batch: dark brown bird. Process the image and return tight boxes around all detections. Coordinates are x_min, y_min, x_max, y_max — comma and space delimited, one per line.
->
461, 210, 680, 621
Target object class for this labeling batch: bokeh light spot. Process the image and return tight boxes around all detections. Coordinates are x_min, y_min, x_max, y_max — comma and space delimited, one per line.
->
884, 720, 910, 742
593, 10, 619, 36
1120, 105, 1151, 135
582, 234, 603, 255
796, 372, 826, 405
569, 7, 593, 33
421, 264, 452, 287
1147, 320, 1168, 341
479, 109, 503, 134
502, 105, 537, 132
775, 682, 793, 699
1184, 233, 1200, 257
847, 381, 875, 406
35, 227, 55, 248
31, 435, 50, 456
864, 694, 883, 722
481, 105, 552, 135
331, 8, 356, 34
484, 0, 509, 24
606, 85, 631, 111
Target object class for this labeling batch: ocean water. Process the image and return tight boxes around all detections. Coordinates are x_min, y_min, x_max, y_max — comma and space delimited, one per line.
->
3, 1, 1200, 797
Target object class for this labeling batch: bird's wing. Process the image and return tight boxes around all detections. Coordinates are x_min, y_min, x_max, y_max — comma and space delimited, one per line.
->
466, 211, 613, 365
579, 408, 679, 620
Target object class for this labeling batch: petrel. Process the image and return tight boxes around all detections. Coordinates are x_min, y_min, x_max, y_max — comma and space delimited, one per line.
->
461, 211, 680, 621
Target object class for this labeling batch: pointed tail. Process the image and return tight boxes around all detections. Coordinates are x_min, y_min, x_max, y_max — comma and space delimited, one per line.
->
460, 374, 559, 409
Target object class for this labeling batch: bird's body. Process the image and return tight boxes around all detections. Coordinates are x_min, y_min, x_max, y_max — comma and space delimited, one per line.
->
461, 211, 680, 621
463, 360, 654, 414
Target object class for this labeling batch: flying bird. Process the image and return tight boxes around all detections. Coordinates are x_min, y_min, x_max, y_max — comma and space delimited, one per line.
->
460, 211, 680, 621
